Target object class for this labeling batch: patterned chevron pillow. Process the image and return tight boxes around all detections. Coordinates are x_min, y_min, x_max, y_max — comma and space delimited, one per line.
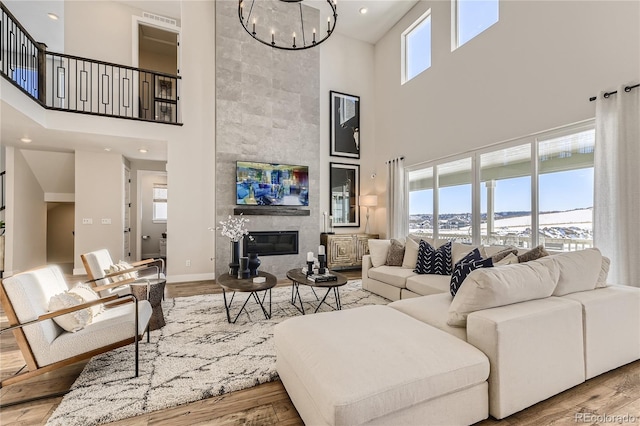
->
414, 241, 452, 275
450, 257, 494, 296
455, 248, 482, 267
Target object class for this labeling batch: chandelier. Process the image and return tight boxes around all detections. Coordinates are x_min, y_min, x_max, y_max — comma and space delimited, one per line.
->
238, 0, 338, 51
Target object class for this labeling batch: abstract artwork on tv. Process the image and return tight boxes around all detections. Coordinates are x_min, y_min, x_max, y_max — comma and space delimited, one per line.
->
236, 161, 309, 206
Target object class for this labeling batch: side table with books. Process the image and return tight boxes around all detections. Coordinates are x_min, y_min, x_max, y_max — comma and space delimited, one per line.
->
286, 268, 348, 315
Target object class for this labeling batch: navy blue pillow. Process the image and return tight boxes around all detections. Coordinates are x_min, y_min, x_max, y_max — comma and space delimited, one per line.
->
414, 241, 452, 275
450, 257, 494, 297
455, 248, 482, 267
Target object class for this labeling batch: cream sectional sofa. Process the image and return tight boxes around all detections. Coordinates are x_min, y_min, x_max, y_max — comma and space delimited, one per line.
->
275, 246, 640, 425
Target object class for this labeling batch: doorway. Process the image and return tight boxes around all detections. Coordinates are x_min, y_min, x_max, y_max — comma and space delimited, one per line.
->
47, 202, 74, 274
137, 171, 167, 262
134, 20, 179, 121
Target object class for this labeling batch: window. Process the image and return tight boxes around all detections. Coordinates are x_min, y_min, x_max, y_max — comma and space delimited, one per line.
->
437, 158, 472, 243
152, 184, 167, 223
409, 167, 434, 238
454, 0, 499, 49
408, 122, 595, 251
480, 144, 532, 248
538, 130, 594, 251
402, 10, 431, 84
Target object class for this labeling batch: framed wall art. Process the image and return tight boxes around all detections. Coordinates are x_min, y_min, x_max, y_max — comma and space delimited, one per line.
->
330, 162, 360, 227
330, 91, 360, 159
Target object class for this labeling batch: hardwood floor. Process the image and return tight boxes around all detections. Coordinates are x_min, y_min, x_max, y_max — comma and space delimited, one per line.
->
1, 270, 639, 425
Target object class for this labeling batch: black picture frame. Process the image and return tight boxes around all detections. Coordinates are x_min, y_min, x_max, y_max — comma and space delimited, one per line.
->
330, 162, 360, 227
330, 91, 360, 159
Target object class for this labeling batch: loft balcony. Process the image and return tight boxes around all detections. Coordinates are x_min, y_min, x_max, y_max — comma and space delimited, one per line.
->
0, 2, 182, 125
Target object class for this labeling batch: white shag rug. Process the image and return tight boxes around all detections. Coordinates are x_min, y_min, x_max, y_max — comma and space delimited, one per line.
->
46, 280, 388, 426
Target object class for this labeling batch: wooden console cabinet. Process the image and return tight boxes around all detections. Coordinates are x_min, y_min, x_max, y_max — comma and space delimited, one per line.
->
321, 233, 379, 270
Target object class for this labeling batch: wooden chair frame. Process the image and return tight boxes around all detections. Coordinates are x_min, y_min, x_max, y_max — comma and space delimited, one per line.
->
81, 256, 165, 296
0, 282, 145, 389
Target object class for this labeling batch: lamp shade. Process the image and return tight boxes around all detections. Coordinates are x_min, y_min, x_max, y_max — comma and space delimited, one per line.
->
359, 195, 378, 207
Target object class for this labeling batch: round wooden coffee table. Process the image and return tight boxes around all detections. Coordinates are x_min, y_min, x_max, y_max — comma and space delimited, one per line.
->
217, 271, 277, 323
286, 269, 348, 315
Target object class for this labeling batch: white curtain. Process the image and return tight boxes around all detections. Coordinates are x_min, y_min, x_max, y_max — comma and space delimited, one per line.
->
594, 85, 640, 287
386, 157, 408, 239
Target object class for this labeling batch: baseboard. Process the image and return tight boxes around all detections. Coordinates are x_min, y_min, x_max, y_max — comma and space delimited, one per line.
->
167, 272, 215, 284
73, 267, 86, 275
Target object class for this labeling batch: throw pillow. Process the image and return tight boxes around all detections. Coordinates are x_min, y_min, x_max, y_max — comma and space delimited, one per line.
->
494, 253, 519, 265
385, 239, 405, 266
118, 260, 139, 280
451, 243, 482, 266
455, 247, 482, 266
402, 237, 420, 269
551, 248, 604, 296
490, 247, 519, 263
368, 239, 391, 268
48, 284, 102, 332
517, 245, 549, 263
414, 241, 452, 275
447, 258, 560, 327
450, 256, 494, 297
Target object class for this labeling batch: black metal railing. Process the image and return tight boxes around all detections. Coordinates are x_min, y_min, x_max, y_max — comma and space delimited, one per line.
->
0, 2, 181, 125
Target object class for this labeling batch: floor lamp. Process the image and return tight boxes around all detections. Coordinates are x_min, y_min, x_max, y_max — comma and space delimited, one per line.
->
359, 195, 378, 234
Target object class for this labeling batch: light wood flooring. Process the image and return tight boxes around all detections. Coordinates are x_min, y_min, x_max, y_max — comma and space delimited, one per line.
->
1, 270, 639, 426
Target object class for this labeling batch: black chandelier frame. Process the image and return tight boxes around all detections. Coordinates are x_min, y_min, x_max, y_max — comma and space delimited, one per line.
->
238, 0, 338, 51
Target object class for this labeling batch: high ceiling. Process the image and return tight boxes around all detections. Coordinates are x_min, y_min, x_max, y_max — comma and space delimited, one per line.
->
1, 0, 417, 163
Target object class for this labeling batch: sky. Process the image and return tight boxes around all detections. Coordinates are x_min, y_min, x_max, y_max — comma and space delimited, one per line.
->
409, 168, 594, 215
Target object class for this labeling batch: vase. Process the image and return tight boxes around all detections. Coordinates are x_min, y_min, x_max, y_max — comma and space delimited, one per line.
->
248, 252, 261, 276
229, 240, 241, 276
238, 256, 250, 279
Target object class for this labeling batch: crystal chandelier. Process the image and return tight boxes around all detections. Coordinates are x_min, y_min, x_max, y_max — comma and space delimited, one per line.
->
238, 0, 338, 51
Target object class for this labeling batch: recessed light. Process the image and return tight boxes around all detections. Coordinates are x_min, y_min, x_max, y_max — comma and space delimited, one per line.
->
47, 13, 59, 20
20, 137, 32, 143
104, 148, 112, 152
359, 7, 368, 14
139, 148, 148, 153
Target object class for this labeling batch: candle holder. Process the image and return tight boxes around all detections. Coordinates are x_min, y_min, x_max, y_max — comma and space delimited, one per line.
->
306, 261, 314, 276
318, 254, 327, 275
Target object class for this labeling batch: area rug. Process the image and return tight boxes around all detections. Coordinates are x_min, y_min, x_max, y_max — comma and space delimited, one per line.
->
46, 280, 388, 426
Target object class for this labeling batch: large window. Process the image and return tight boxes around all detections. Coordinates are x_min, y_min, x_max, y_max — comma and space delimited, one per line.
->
408, 123, 595, 251
480, 144, 532, 248
402, 10, 431, 84
454, 0, 499, 49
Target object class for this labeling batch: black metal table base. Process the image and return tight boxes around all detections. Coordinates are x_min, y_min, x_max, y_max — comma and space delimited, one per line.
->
222, 288, 272, 323
290, 282, 342, 315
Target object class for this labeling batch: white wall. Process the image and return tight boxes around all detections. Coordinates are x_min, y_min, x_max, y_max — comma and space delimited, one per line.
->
320, 33, 380, 235
166, 0, 215, 282
374, 0, 640, 173
73, 151, 124, 273
64, 1, 140, 66
4, 147, 46, 274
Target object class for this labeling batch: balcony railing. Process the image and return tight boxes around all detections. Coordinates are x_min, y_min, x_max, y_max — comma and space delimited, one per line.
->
0, 2, 181, 125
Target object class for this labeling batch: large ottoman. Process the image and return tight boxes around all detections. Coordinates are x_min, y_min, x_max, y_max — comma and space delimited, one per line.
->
275, 305, 490, 425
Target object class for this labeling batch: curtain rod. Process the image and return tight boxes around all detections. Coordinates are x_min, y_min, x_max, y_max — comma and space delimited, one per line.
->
385, 156, 405, 164
589, 83, 639, 102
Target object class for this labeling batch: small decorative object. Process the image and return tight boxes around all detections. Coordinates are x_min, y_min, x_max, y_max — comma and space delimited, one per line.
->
217, 214, 252, 278
253, 276, 266, 284
238, 257, 250, 279
318, 244, 327, 274
229, 241, 240, 277
248, 252, 261, 277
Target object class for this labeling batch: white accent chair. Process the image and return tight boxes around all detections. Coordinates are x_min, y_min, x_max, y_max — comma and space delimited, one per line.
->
0, 265, 151, 388
81, 249, 165, 297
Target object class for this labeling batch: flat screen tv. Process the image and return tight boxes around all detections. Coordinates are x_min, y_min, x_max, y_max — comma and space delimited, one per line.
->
236, 161, 309, 206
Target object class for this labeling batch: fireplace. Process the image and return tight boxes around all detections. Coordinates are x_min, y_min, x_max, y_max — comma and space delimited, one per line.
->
243, 231, 299, 256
